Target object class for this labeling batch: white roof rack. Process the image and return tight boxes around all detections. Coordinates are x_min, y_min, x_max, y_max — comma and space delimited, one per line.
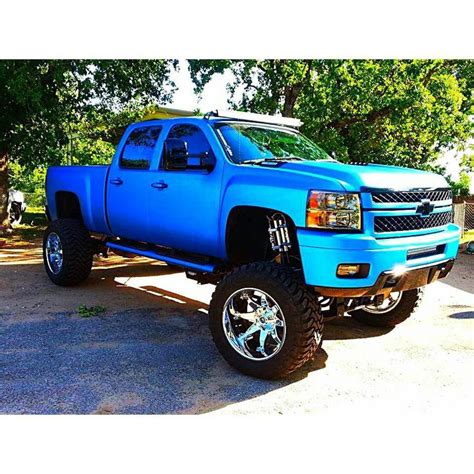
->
206, 109, 303, 128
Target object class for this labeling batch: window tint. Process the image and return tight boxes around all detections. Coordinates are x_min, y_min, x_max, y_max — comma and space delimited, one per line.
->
120, 126, 161, 169
166, 124, 214, 167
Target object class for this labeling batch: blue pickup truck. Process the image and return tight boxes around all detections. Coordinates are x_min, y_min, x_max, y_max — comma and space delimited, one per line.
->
43, 110, 460, 379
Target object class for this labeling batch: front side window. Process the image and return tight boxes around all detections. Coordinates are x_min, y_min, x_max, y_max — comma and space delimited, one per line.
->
120, 126, 162, 169
166, 124, 214, 167
214, 122, 330, 164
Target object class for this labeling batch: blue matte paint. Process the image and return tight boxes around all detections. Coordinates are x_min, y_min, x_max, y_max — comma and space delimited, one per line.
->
298, 224, 460, 288
46, 165, 110, 234
45, 116, 461, 290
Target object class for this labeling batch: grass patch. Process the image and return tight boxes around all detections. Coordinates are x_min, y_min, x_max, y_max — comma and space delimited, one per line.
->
77, 304, 107, 318
461, 230, 474, 244
11, 207, 48, 242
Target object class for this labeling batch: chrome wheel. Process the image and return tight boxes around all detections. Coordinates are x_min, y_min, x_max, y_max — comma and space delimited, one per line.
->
222, 288, 286, 361
45, 232, 63, 275
363, 291, 403, 314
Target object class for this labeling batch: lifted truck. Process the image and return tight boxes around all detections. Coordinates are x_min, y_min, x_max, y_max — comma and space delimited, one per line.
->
43, 110, 460, 379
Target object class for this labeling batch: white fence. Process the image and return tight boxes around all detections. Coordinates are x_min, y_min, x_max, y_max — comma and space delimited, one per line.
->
453, 202, 474, 236
465, 202, 474, 231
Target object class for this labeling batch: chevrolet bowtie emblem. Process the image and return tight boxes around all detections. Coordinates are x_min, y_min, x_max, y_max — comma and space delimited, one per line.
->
416, 199, 434, 216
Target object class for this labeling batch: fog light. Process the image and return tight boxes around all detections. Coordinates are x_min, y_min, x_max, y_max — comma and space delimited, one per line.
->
337, 264, 361, 276
337, 263, 370, 278
391, 265, 406, 277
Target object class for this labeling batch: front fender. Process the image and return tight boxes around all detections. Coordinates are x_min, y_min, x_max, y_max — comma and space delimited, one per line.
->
217, 168, 345, 259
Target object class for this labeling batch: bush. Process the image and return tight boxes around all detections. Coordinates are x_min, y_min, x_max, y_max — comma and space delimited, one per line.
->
9, 162, 46, 208
451, 173, 471, 198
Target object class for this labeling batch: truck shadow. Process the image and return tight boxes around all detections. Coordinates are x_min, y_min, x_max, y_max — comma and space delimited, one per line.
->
323, 317, 392, 340
449, 311, 474, 319
0, 259, 391, 415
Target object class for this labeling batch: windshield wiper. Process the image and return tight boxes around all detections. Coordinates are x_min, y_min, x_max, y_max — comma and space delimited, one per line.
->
240, 157, 304, 165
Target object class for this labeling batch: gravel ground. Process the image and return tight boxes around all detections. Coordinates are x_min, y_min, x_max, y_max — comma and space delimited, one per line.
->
0, 242, 473, 414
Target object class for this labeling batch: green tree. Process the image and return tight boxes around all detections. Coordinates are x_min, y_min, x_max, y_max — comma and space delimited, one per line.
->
450, 172, 471, 198
0, 60, 177, 233
189, 59, 473, 167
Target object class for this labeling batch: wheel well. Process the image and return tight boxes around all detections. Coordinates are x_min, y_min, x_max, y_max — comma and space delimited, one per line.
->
225, 206, 300, 265
55, 192, 83, 221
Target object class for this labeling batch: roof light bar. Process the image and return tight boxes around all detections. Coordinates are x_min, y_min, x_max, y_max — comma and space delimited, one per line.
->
206, 109, 303, 128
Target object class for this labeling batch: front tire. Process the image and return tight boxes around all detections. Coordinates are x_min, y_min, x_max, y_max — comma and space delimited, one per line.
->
209, 262, 323, 379
43, 219, 93, 286
350, 288, 424, 328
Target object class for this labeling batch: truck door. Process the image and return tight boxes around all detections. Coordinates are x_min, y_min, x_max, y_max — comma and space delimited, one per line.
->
106, 125, 162, 241
147, 123, 223, 257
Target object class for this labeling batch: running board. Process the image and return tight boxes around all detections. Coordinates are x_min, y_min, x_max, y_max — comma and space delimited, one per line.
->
106, 242, 217, 273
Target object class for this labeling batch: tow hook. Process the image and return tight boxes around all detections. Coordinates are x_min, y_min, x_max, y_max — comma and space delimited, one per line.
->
335, 294, 385, 317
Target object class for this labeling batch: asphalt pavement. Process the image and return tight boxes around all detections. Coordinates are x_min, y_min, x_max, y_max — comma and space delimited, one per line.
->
0, 244, 472, 414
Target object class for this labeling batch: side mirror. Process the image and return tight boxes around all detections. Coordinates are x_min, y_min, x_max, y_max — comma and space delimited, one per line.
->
200, 151, 216, 172
164, 138, 188, 170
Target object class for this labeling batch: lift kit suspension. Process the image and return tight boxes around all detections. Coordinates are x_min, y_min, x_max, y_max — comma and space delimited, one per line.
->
267, 213, 292, 263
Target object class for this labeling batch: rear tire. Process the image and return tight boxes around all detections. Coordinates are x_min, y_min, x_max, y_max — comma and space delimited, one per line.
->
209, 262, 323, 379
43, 219, 93, 286
351, 288, 424, 328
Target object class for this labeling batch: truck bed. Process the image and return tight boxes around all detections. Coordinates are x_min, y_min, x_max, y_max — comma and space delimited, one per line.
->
46, 165, 111, 234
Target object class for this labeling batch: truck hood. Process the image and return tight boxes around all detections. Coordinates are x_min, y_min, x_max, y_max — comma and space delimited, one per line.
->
274, 160, 449, 192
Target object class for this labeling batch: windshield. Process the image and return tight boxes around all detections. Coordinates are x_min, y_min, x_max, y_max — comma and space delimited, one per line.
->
214, 122, 331, 164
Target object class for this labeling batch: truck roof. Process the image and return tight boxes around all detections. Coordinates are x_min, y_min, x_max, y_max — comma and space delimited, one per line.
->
128, 116, 300, 137
130, 116, 211, 126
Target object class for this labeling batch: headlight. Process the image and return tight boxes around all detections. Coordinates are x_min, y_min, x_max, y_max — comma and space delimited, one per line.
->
306, 191, 361, 230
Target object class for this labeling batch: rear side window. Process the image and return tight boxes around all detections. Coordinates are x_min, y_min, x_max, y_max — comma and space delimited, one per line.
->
120, 126, 162, 169
166, 124, 214, 167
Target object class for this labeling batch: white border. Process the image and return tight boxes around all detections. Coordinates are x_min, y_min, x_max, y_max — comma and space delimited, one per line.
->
1, 0, 472, 471
0, 412, 471, 473
1, 0, 473, 58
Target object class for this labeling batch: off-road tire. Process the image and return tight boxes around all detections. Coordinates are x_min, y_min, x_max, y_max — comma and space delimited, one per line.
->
351, 288, 425, 328
209, 262, 323, 379
43, 218, 93, 286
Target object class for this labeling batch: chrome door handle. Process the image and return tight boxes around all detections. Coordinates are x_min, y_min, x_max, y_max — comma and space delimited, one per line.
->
151, 181, 168, 190
109, 178, 123, 185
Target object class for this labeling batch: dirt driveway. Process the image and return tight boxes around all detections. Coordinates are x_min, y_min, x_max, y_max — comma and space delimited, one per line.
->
1, 239, 473, 414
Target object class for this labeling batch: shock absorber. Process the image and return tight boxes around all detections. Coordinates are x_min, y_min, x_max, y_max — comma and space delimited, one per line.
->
267, 213, 291, 264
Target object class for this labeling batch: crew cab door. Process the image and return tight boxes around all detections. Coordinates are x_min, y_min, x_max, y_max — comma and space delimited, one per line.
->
147, 123, 223, 257
106, 125, 162, 240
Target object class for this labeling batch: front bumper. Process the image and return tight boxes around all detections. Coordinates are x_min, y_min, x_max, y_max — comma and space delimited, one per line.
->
312, 259, 455, 297
297, 223, 460, 296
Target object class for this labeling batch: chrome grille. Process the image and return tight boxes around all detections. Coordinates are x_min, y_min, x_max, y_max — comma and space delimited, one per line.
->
371, 189, 452, 204
374, 211, 452, 233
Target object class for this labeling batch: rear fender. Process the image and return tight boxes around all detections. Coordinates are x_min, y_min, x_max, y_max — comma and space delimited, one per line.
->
45, 165, 110, 234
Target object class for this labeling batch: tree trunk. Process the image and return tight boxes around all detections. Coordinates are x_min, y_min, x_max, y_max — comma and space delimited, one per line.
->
281, 60, 313, 117
0, 148, 10, 235
282, 85, 301, 117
